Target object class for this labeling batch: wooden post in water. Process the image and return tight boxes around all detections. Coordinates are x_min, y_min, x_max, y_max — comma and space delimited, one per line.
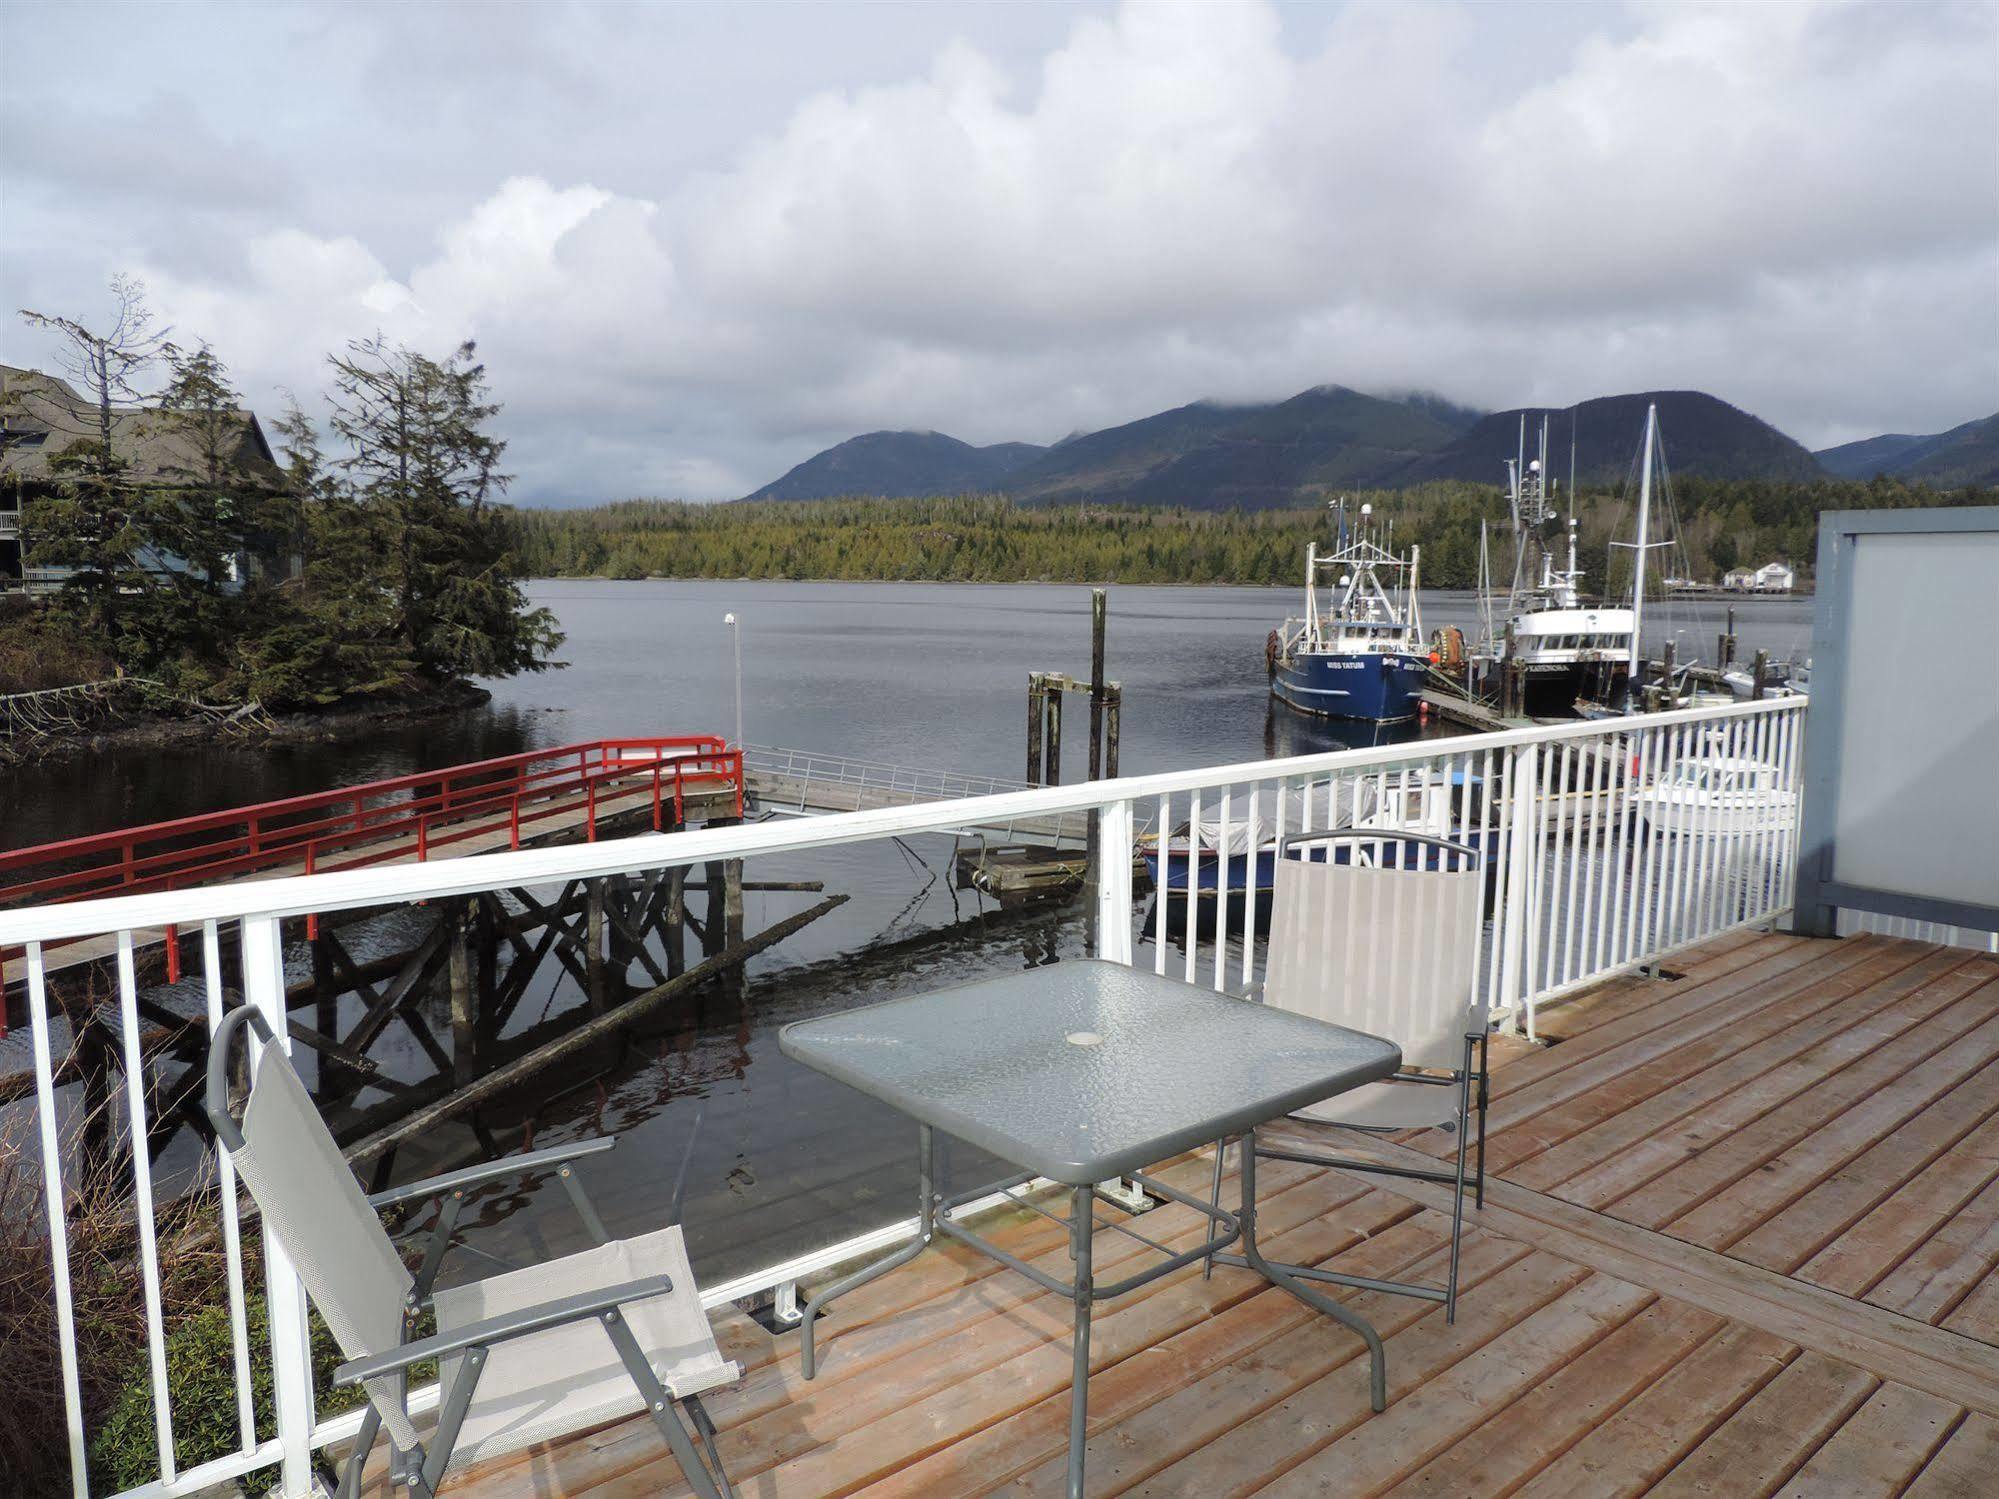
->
1751, 649, 1769, 700
585, 879, 607, 1013
1659, 640, 1677, 711
665, 867, 686, 979
1105, 688, 1121, 779
1085, 591, 1107, 947
448, 899, 476, 1087
1045, 685, 1063, 786
1026, 673, 1046, 786
1088, 591, 1107, 781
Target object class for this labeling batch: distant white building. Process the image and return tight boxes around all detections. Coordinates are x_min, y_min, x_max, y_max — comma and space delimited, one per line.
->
1723, 561, 1795, 593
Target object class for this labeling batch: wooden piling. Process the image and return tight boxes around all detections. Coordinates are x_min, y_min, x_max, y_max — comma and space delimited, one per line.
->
585, 878, 607, 1014
1752, 649, 1769, 700
448, 899, 476, 1087
1045, 687, 1063, 786
1026, 674, 1046, 786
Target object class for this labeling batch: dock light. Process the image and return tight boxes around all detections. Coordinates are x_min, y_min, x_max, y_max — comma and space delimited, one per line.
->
723, 612, 743, 751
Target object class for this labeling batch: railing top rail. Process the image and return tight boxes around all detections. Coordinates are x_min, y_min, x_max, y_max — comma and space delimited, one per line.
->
0, 698, 1802, 946
744, 743, 1033, 791
0, 735, 733, 870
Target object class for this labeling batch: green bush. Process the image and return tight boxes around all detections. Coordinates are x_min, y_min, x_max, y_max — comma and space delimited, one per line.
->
89, 1296, 435, 1497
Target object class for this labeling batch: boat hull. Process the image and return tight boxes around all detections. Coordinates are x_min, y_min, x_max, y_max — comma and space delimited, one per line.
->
1143, 831, 1486, 897
1272, 650, 1427, 723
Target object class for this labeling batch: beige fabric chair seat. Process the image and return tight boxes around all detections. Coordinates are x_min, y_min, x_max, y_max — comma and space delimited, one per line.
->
1294, 1078, 1465, 1129
434, 1222, 739, 1469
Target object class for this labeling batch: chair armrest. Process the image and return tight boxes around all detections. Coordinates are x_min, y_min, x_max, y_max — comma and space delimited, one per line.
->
333, 1273, 674, 1386
366, 1137, 617, 1209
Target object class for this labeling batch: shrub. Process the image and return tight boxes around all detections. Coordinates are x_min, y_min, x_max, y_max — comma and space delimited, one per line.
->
90, 1298, 435, 1496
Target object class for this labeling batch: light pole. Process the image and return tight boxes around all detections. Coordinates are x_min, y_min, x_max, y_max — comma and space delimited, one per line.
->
723, 612, 743, 751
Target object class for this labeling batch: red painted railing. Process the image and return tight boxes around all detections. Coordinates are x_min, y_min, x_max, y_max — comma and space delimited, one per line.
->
0, 736, 743, 994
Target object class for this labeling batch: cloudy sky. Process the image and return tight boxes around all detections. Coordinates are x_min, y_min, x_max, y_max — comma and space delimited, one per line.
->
4, 0, 1995, 502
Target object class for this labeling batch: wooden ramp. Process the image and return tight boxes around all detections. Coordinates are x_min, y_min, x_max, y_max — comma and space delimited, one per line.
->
745, 745, 1097, 844
392, 930, 1997, 1498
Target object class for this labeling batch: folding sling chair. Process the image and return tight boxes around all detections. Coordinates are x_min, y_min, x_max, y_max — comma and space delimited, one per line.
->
1208, 827, 1490, 1321
203, 1005, 740, 1499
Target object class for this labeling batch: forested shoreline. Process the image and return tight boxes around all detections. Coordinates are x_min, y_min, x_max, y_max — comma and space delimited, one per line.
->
513, 475, 1978, 591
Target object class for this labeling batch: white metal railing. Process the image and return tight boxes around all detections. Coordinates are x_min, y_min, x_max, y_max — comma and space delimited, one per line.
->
1, 696, 1806, 1498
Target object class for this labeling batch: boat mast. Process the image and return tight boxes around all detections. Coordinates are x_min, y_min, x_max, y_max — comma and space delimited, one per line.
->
1626, 403, 1657, 708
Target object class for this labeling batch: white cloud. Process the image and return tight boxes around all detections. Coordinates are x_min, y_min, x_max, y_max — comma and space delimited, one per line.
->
5, 0, 1992, 499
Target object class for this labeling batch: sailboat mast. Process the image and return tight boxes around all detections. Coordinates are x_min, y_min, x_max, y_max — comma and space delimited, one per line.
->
1627, 403, 1658, 705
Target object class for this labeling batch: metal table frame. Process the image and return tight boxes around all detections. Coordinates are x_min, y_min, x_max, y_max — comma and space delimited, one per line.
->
796, 1118, 1388, 1499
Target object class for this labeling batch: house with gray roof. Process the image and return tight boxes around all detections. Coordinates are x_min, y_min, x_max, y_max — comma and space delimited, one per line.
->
0, 362, 290, 591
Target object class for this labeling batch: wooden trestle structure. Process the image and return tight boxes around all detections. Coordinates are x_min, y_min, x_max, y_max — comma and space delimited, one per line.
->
0, 736, 846, 1186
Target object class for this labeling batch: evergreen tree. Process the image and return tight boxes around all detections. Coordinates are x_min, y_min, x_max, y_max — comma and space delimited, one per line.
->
16, 276, 173, 653
327, 336, 560, 679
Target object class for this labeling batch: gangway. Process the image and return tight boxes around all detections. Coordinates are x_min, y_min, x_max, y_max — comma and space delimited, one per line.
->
742, 744, 1122, 844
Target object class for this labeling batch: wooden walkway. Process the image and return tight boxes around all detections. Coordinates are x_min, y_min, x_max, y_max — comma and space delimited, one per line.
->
388, 930, 1999, 1497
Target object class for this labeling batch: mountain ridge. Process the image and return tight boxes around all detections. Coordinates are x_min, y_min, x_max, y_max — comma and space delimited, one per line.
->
743, 386, 1990, 506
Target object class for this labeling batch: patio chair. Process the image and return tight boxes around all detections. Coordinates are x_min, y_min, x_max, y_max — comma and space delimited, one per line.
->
203, 1005, 739, 1499
1208, 828, 1489, 1321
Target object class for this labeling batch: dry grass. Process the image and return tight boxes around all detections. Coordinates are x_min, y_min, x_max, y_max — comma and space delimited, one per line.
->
0, 1089, 251, 1496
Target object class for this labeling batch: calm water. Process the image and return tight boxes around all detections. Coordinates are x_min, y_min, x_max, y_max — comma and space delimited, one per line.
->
4, 581, 1816, 1282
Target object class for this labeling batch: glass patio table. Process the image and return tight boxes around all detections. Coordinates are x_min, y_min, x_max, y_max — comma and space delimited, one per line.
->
778, 958, 1402, 1499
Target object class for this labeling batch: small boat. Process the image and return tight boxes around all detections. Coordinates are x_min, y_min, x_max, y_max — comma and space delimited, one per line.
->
1636, 755, 1798, 838
1141, 772, 1487, 907
1267, 501, 1429, 723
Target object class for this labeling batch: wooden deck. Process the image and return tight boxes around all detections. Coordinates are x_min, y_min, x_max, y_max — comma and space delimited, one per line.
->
406, 930, 1999, 1498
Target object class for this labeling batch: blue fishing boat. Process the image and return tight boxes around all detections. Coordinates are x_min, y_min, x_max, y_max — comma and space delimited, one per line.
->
1266, 501, 1429, 723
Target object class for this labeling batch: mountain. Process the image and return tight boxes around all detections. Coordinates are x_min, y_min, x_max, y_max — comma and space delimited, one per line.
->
744, 430, 1045, 500
1397, 391, 1825, 487
743, 386, 1846, 505
1122, 386, 1468, 508
1004, 400, 1265, 501
1817, 414, 1999, 486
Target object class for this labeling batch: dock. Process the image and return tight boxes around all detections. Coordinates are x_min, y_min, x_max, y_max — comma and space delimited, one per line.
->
411, 928, 1999, 1499
1419, 684, 1534, 734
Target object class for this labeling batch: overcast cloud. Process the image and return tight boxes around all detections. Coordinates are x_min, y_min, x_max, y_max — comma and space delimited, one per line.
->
3, 0, 1994, 502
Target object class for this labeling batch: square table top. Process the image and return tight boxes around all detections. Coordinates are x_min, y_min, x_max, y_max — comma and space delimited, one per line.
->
778, 959, 1402, 1185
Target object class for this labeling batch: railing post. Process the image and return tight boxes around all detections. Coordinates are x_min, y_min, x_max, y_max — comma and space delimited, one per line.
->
241, 913, 318, 1497
1095, 798, 1135, 965
1498, 742, 1541, 1039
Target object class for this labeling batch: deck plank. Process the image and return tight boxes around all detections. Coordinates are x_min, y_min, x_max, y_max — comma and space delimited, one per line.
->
1249, 1273, 1656, 1498
1511, 1323, 1796, 1499
1377, 1295, 1722, 1497
1640, 1350, 1879, 1497
1795, 1107, 1999, 1303
1125, 1252, 1600, 1499
1568, 968, 1999, 1223
1772, 1381, 1961, 1497
877, 1216, 1498, 1499
1664, 1011, 1999, 1255
1502, 946, 1979, 1192
1904, 1413, 1999, 1498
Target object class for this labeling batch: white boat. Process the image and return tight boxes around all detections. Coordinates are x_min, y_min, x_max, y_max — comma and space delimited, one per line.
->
1636, 755, 1799, 838
1477, 417, 1635, 713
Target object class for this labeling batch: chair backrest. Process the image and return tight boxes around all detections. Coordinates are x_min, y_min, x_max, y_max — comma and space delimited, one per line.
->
206, 1007, 421, 1449
1262, 829, 1484, 1070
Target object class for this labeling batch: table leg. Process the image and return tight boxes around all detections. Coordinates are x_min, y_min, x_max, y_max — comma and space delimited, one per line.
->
1238, 1127, 1387, 1412
801, 1123, 936, 1380
1067, 1181, 1094, 1499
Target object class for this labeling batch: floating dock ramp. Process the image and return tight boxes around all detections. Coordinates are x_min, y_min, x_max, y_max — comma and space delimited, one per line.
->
743, 744, 1103, 844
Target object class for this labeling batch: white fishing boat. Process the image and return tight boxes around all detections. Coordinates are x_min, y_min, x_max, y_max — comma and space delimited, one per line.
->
1636, 754, 1799, 838
1476, 416, 1636, 713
